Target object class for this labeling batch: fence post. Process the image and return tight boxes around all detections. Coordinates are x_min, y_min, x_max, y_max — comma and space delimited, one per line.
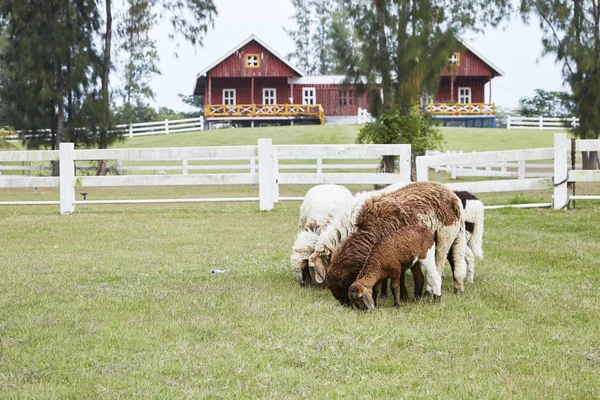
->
272, 148, 280, 204
316, 156, 323, 174
200, 116, 204, 131
116, 159, 123, 175
129, 123, 133, 138
553, 133, 569, 210
416, 155, 429, 182
59, 142, 75, 215
539, 115, 544, 130
571, 117, 578, 128
507, 115, 511, 130
398, 145, 411, 182
518, 160, 526, 179
165, 119, 169, 135
182, 158, 188, 175
258, 138, 274, 211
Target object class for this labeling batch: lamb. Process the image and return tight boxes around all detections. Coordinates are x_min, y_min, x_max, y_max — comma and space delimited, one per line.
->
324, 181, 466, 304
348, 225, 435, 310
290, 184, 353, 285
309, 181, 409, 284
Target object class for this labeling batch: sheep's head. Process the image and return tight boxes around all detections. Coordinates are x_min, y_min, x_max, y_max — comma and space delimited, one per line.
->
348, 284, 375, 310
308, 251, 330, 284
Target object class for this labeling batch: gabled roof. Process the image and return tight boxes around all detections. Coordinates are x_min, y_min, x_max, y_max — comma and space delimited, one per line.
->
457, 37, 504, 77
195, 34, 305, 78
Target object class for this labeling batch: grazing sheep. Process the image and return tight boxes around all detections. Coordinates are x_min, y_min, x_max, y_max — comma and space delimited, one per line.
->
325, 182, 466, 304
291, 184, 353, 285
452, 191, 485, 283
309, 181, 410, 284
349, 226, 435, 310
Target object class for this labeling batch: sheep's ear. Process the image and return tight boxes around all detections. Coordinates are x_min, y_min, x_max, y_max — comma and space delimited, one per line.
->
314, 257, 327, 284
362, 290, 376, 310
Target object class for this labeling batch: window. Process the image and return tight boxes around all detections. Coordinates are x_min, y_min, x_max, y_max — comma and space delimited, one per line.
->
223, 89, 236, 105
302, 88, 316, 105
263, 88, 276, 105
458, 87, 471, 103
246, 54, 260, 68
449, 52, 460, 67
338, 90, 356, 105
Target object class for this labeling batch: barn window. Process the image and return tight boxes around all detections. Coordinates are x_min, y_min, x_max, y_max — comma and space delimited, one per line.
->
449, 52, 460, 67
223, 89, 236, 105
303, 88, 316, 105
246, 54, 260, 68
263, 88, 276, 105
339, 90, 356, 105
458, 87, 471, 103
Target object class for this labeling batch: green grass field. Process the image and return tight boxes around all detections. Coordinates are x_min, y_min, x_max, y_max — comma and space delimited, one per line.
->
1, 125, 599, 398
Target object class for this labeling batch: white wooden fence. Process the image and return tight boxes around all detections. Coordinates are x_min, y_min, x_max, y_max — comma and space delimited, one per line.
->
358, 108, 375, 124
417, 133, 600, 210
0, 140, 411, 214
1, 117, 205, 141
506, 115, 579, 130
112, 116, 204, 137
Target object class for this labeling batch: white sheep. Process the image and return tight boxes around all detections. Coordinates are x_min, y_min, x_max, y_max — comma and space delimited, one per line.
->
290, 184, 353, 285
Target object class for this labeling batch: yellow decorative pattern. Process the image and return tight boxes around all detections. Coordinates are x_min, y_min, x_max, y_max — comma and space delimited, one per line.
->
206, 104, 325, 125
424, 103, 496, 115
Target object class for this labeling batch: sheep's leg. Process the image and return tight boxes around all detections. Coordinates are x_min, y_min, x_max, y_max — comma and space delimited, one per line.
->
410, 264, 424, 301
451, 225, 468, 293
372, 280, 382, 308
399, 267, 409, 301
391, 269, 402, 308
380, 277, 389, 298
422, 243, 442, 299
465, 245, 475, 283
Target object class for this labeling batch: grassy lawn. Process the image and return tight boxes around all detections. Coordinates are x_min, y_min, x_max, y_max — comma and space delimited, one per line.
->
1, 124, 599, 398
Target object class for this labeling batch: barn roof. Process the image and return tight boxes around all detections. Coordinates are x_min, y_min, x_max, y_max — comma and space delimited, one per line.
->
195, 34, 305, 79
457, 37, 504, 77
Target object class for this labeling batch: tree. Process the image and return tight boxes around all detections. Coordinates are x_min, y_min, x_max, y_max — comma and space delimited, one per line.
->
331, 0, 510, 175
518, 89, 574, 118
0, 0, 100, 161
178, 93, 204, 117
519, 0, 600, 169
286, 0, 338, 74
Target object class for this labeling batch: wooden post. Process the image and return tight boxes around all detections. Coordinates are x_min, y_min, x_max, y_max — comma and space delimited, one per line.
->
399, 145, 411, 182
507, 115, 512, 130
165, 119, 169, 135
488, 76, 492, 103
207, 76, 212, 105
258, 138, 274, 211
129, 123, 133, 138
450, 77, 454, 101
59, 142, 75, 215
251, 76, 255, 105
553, 133, 568, 210
316, 156, 322, 174
182, 158, 188, 175
416, 155, 429, 182
539, 115, 544, 130
518, 160, 526, 179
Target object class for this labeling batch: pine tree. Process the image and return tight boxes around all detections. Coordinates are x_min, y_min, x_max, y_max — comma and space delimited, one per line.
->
520, 0, 600, 169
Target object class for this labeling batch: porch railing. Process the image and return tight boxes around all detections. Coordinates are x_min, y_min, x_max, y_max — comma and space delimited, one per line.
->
424, 103, 496, 115
205, 104, 325, 124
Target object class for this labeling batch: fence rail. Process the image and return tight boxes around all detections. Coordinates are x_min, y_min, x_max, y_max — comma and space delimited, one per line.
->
506, 115, 579, 130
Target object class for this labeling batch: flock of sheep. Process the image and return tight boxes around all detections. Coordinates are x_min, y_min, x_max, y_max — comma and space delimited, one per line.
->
290, 182, 485, 310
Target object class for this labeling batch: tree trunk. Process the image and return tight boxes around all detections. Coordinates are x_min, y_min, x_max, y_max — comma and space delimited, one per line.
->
97, 0, 112, 176
582, 151, 599, 170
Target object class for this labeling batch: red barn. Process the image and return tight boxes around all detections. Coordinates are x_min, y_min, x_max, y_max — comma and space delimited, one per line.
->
193, 34, 503, 128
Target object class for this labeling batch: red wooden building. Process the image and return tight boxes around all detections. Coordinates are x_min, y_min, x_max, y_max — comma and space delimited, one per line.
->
193, 34, 504, 128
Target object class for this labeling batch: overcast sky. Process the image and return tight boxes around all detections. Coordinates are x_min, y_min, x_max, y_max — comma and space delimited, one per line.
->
150, 0, 566, 112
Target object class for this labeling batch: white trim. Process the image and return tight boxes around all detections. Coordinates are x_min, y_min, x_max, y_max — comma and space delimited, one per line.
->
302, 87, 316, 105
196, 34, 305, 79
223, 89, 236, 105
262, 88, 276, 105
458, 87, 471, 103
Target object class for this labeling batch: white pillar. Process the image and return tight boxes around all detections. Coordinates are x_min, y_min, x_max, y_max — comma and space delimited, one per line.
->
553, 133, 569, 210
399, 145, 411, 182
165, 119, 170, 134
316, 156, 323, 174
518, 160, 526, 179
182, 158, 188, 175
129, 123, 133, 138
258, 138, 274, 211
507, 115, 511, 130
539, 115, 544, 130
272, 148, 280, 204
59, 142, 75, 215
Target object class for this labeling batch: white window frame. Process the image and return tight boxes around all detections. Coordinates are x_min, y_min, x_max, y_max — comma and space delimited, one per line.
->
302, 87, 316, 105
223, 89, 236, 105
458, 87, 471, 104
262, 88, 277, 105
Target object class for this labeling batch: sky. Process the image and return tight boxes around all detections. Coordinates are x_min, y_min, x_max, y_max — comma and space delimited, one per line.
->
150, 0, 567, 112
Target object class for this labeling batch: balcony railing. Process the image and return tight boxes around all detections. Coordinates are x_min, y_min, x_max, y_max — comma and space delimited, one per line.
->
205, 104, 325, 124
424, 103, 496, 116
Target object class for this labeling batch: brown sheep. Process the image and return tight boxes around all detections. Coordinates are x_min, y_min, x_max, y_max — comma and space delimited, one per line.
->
349, 226, 435, 310
325, 182, 466, 304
